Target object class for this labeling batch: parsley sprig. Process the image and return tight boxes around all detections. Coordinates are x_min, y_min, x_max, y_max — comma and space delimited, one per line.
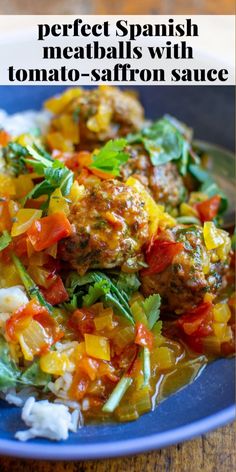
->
22, 145, 73, 206
89, 139, 129, 176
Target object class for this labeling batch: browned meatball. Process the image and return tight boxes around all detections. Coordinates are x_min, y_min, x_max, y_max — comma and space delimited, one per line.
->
49, 86, 144, 149
59, 180, 149, 274
141, 226, 230, 314
121, 145, 186, 209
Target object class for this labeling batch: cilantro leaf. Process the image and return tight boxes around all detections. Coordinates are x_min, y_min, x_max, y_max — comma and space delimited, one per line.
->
0, 337, 20, 388
22, 145, 73, 205
116, 272, 140, 296
24, 144, 52, 174
142, 294, 161, 330
0, 231, 12, 252
0, 337, 51, 389
65, 270, 134, 324
83, 279, 111, 307
20, 361, 51, 387
128, 118, 190, 173
2, 142, 28, 175
89, 139, 129, 176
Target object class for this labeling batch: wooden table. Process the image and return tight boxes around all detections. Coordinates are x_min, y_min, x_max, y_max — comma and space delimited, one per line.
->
0, 1, 235, 470
0, 423, 235, 471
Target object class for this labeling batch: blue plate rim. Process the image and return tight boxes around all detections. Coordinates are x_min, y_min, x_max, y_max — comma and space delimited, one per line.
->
0, 405, 235, 460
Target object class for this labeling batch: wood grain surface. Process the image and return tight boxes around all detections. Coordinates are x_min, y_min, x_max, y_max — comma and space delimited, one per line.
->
0, 423, 235, 472
0, 1, 235, 471
0, 0, 235, 14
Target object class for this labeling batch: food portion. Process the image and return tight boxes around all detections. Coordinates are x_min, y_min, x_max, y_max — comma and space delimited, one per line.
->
45, 86, 144, 150
141, 224, 230, 313
0, 86, 234, 442
121, 146, 186, 209
59, 179, 150, 274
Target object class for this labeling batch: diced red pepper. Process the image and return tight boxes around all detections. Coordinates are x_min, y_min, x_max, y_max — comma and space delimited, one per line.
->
114, 344, 138, 372
177, 301, 213, 338
196, 195, 221, 223
6, 298, 63, 345
41, 275, 69, 305
184, 335, 203, 354
0, 199, 12, 233
13, 234, 28, 258
141, 239, 183, 276
34, 310, 64, 345
68, 308, 95, 336
69, 371, 89, 401
53, 150, 92, 172
27, 212, 72, 252
135, 322, 154, 350
6, 299, 48, 341
0, 129, 10, 147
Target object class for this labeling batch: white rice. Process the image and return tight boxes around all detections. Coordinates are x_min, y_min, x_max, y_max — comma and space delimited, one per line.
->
0, 109, 51, 137
3, 387, 39, 407
0, 286, 28, 313
15, 397, 80, 442
48, 372, 73, 399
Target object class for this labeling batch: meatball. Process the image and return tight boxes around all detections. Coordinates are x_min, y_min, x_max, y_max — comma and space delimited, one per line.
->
48, 86, 144, 149
141, 226, 230, 314
59, 180, 149, 274
121, 145, 186, 209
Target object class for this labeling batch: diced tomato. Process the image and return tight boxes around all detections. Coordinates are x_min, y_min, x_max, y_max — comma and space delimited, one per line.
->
221, 341, 235, 356
53, 150, 92, 172
128, 357, 142, 377
135, 322, 154, 350
0, 199, 12, 232
25, 198, 46, 210
13, 234, 28, 258
79, 357, 99, 381
98, 361, 119, 382
0, 234, 28, 264
141, 238, 183, 276
88, 397, 104, 409
89, 168, 114, 180
177, 301, 213, 338
6, 298, 63, 346
34, 310, 64, 345
184, 335, 203, 353
196, 195, 221, 223
27, 212, 72, 252
77, 168, 91, 185
68, 308, 95, 336
41, 275, 69, 305
113, 343, 138, 372
0, 129, 10, 146
230, 251, 235, 269
6, 299, 49, 341
76, 151, 92, 168
69, 371, 90, 401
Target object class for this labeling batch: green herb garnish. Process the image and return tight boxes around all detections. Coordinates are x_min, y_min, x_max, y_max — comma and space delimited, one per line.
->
89, 139, 129, 176
22, 145, 73, 206
142, 293, 161, 330
12, 254, 53, 313
0, 337, 50, 388
0, 230, 12, 251
66, 270, 134, 324
127, 117, 190, 175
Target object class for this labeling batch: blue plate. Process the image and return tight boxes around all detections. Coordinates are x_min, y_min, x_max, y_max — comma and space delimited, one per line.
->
0, 86, 235, 460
